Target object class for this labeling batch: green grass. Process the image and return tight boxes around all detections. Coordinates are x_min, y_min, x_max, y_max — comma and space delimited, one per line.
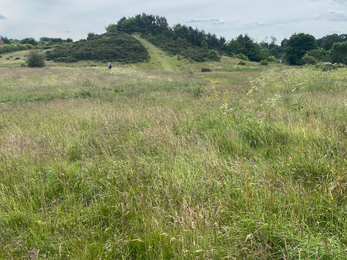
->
0, 49, 347, 259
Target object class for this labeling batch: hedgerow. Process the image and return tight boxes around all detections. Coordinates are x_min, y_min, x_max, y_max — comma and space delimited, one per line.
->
0, 44, 42, 54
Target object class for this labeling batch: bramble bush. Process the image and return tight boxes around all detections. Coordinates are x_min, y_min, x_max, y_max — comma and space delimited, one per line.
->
260, 59, 268, 65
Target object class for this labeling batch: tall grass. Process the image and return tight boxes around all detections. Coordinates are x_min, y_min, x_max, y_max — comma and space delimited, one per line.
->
0, 66, 347, 259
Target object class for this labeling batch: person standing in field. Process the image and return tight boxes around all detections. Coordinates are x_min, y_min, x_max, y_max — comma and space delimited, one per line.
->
108, 62, 112, 70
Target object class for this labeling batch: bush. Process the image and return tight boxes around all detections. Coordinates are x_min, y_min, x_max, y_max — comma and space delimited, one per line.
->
26, 50, 46, 67
238, 60, 246, 66
330, 42, 347, 64
207, 50, 220, 61
201, 68, 212, 72
234, 53, 249, 61
301, 54, 317, 65
260, 60, 268, 65
266, 56, 278, 62
306, 48, 330, 62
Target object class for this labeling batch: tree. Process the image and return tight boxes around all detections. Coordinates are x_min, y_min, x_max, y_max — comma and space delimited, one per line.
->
0, 36, 11, 44
306, 48, 330, 62
26, 50, 45, 67
330, 42, 347, 64
222, 39, 240, 56
105, 23, 117, 33
20, 37, 38, 45
200, 40, 208, 48
236, 34, 265, 62
285, 33, 318, 65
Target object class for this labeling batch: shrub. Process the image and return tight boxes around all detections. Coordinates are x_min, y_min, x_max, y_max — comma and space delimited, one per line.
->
207, 50, 220, 61
301, 54, 317, 65
238, 60, 246, 66
201, 68, 212, 72
306, 48, 330, 62
234, 53, 249, 61
330, 42, 347, 64
266, 56, 278, 62
260, 60, 268, 65
26, 50, 46, 67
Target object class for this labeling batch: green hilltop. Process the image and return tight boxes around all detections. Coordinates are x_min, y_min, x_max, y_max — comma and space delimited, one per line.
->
45, 31, 149, 63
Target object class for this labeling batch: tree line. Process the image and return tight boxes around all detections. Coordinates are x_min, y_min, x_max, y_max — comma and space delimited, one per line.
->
106, 13, 347, 64
1, 13, 347, 65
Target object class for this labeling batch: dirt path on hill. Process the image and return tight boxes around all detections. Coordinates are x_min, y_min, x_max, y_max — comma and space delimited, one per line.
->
134, 36, 173, 71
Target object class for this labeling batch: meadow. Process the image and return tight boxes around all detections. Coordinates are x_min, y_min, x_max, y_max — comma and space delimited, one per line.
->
0, 52, 347, 259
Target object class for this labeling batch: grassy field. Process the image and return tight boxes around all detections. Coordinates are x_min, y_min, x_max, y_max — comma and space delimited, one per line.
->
1, 47, 347, 259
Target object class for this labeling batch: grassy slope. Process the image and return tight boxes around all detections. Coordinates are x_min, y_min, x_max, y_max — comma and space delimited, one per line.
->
134, 36, 174, 71
1, 45, 346, 259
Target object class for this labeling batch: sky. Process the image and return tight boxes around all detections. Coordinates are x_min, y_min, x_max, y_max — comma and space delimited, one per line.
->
0, 0, 346, 44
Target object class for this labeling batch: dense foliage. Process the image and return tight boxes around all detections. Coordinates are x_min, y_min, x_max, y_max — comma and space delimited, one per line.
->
107, 13, 225, 62
144, 34, 220, 62
108, 13, 225, 49
222, 35, 267, 62
108, 14, 286, 62
317, 33, 347, 50
45, 31, 149, 63
0, 36, 11, 44
26, 50, 46, 67
20, 37, 38, 45
40, 37, 73, 43
284, 33, 318, 65
3, 13, 347, 65
330, 41, 347, 64
0, 43, 42, 54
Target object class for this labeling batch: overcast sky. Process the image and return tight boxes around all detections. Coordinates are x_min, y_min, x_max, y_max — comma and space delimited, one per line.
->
0, 0, 346, 44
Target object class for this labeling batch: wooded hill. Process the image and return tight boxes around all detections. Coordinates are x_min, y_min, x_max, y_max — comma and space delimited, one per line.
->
45, 31, 149, 63
107, 13, 347, 64
2, 13, 346, 65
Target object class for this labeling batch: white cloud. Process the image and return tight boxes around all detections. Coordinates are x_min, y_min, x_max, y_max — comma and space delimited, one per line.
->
277, 24, 284, 28
255, 20, 265, 26
330, 29, 341, 33
0, 14, 7, 19
187, 17, 225, 25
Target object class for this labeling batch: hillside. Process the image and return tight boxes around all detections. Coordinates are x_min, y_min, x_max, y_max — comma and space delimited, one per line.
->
45, 31, 149, 63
